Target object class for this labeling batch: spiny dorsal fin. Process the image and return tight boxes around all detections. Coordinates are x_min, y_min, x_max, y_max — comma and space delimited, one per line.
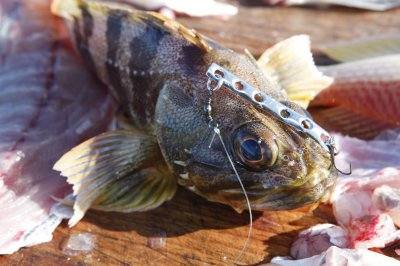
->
137, 11, 213, 52
257, 35, 333, 108
54, 130, 176, 226
321, 35, 400, 62
52, 0, 213, 52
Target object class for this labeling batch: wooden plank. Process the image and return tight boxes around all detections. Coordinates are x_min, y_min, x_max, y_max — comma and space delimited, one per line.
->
179, 5, 400, 56
0, 189, 335, 265
1, 4, 400, 265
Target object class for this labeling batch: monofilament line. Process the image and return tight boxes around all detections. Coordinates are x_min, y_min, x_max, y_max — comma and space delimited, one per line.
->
214, 127, 253, 264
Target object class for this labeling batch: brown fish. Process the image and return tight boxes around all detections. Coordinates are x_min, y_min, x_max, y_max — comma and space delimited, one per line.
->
52, 0, 336, 226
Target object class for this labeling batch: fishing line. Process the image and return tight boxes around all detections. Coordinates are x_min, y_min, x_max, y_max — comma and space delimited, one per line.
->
206, 72, 252, 264
214, 127, 253, 264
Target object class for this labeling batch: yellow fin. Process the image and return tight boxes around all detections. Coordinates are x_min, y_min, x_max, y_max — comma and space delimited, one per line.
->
54, 130, 176, 227
257, 35, 333, 108
321, 35, 400, 62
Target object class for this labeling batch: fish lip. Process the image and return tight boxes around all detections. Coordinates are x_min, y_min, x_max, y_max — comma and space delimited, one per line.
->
214, 165, 337, 211
251, 167, 337, 210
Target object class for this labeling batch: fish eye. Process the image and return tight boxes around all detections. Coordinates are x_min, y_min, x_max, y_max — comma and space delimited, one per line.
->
233, 126, 278, 171
241, 139, 262, 161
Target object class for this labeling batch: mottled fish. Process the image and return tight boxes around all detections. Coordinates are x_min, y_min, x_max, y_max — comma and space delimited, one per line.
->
52, 0, 336, 226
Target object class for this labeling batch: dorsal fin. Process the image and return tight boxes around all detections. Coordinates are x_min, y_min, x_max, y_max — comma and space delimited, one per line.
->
52, 0, 213, 52
144, 11, 213, 52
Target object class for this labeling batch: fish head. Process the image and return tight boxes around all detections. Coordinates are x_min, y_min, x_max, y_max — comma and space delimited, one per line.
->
155, 49, 337, 212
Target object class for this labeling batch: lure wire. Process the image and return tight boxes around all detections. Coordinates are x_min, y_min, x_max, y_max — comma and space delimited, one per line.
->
215, 128, 253, 264
206, 77, 252, 265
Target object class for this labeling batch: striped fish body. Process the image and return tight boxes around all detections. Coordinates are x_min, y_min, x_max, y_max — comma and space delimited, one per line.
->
55, 0, 280, 129
310, 55, 400, 139
52, 0, 336, 227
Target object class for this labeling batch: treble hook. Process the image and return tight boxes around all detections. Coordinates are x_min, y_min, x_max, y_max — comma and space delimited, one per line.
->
328, 145, 351, 175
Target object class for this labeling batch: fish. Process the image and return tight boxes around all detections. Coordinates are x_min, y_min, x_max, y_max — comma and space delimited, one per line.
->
307, 38, 400, 140
0, 0, 114, 254
51, 0, 336, 227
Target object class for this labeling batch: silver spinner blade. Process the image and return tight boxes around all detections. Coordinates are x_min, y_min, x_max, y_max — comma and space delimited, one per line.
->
206, 63, 334, 153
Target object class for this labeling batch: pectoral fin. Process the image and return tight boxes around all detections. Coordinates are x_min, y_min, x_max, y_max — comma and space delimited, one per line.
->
257, 35, 333, 108
53, 130, 176, 227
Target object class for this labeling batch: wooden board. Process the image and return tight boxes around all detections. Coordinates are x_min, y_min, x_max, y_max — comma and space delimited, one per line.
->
1, 3, 400, 266
0, 188, 335, 265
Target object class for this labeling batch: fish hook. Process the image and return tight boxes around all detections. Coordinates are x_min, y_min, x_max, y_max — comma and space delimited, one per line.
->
328, 145, 351, 175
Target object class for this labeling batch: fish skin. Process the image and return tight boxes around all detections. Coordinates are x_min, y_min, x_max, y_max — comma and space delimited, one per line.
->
309, 55, 400, 139
0, 0, 114, 254
53, 0, 335, 217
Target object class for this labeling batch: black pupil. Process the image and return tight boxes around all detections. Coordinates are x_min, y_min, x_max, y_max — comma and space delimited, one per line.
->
241, 139, 262, 161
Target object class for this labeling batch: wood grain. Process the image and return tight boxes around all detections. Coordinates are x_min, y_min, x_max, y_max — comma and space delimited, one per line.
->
0, 189, 335, 265
1, 3, 400, 266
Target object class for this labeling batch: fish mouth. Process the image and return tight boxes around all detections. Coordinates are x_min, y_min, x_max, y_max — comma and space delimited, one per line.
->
213, 162, 337, 212
251, 167, 337, 210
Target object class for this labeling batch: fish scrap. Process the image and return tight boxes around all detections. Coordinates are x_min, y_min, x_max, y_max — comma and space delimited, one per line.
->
0, 0, 114, 254
272, 129, 400, 264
